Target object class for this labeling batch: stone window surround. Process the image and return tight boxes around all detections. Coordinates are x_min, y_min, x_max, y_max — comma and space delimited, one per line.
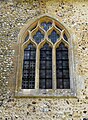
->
15, 14, 76, 97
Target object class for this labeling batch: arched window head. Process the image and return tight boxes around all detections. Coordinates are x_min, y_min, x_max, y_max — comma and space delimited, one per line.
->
16, 14, 76, 97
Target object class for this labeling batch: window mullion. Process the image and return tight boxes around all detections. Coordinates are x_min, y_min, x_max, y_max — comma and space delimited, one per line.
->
52, 46, 56, 89
35, 46, 39, 89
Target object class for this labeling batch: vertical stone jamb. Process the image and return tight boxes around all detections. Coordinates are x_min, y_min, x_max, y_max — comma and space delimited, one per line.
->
15, 42, 23, 92
19, 44, 24, 91
15, 44, 20, 92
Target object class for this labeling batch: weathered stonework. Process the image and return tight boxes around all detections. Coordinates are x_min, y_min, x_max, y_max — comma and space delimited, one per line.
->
0, 0, 88, 119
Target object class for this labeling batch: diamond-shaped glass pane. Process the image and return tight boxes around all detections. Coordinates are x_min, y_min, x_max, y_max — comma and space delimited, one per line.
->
33, 30, 44, 44
41, 22, 52, 31
48, 30, 60, 43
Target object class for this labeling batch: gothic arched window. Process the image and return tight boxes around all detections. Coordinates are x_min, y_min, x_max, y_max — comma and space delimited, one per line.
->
15, 15, 75, 97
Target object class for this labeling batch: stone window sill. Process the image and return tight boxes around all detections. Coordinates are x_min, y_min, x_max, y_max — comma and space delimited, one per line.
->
15, 89, 76, 98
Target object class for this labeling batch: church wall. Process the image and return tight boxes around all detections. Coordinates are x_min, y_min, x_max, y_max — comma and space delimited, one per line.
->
0, 0, 88, 119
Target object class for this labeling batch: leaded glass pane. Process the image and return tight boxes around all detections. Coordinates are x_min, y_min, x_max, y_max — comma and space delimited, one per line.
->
40, 79, 46, 89
39, 43, 52, 89
63, 61, 69, 68
33, 30, 44, 44
48, 30, 60, 43
41, 22, 52, 31
22, 44, 36, 89
56, 43, 70, 89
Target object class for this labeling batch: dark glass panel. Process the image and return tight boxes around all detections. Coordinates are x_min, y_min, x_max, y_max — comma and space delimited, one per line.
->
46, 79, 52, 89
39, 43, 52, 89
63, 61, 69, 68
40, 70, 46, 78
56, 51, 62, 59
62, 51, 68, 59
23, 70, 29, 78
24, 51, 30, 60
57, 43, 68, 50
48, 30, 60, 44
63, 33, 68, 41
40, 79, 46, 89
63, 80, 70, 89
40, 62, 45, 69
57, 79, 63, 89
23, 61, 30, 69
46, 70, 52, 78
55, 25, 62, 31
63, 70, 69, 78
56, 61, 62, 69
33, 30, 44, 44
41, 22, 52, 31
22, 79, 29, 89
25, 34, 29, 42
56, 43, 70, 89
56, 69, 63, 78
30, 24, 37, 31
25, 44, 35, 50
46, 61, 52, 69
22, 44, 36, 89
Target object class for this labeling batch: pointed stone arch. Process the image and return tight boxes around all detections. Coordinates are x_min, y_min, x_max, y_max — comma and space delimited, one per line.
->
18, 14, 70, 44
15, 14, 76, 97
